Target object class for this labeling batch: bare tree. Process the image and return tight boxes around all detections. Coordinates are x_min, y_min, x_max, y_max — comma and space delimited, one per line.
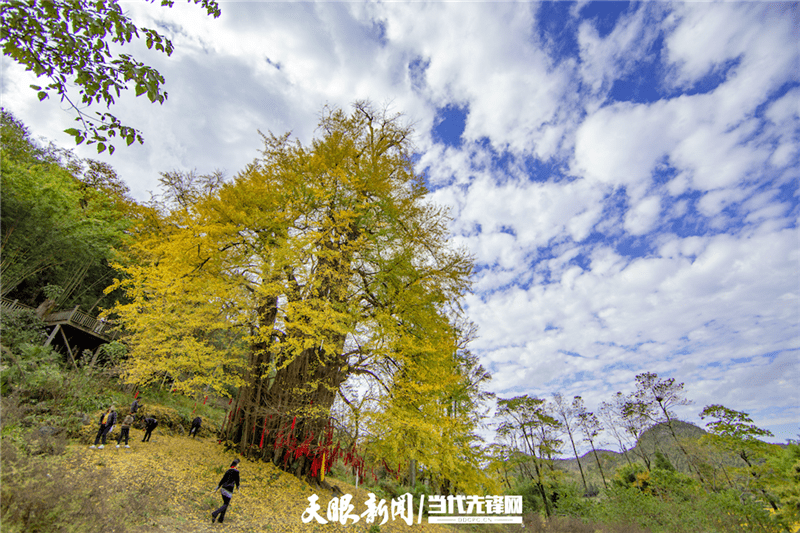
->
496, 396, 562, 518
628, 372, 701, 478
598, 392, 637, 467
573, 396, 608, 488
552, 392, 588, 492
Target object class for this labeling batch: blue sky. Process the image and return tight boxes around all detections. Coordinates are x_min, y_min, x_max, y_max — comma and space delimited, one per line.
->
2, 1, 798, 446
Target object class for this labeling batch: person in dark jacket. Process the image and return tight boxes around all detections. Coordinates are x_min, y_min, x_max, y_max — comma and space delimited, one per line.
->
211, 459, 240, 524
142, 416, 158, 442
130, 397, 142, 418
189, 416, 202, 438
90, 407, 117, 448
116, 412, 134, 448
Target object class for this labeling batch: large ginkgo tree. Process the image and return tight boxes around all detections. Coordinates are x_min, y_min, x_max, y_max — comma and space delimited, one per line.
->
110, 103, 485, 483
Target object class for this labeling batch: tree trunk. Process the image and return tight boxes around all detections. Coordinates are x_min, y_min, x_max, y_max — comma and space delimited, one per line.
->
223, 296, 348, 481
588, 440, 608, 489
660, 406, 705, 482
531, 456, 552, 518
566, 430, 588, 492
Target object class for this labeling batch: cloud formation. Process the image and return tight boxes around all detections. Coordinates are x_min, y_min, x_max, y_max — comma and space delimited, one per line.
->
2, 1, 797, 443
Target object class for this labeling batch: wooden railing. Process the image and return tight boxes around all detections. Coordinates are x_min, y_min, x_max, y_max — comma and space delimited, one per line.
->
45, 306, 119, 339
0, 297, 34, 314
1, 297, 120, 341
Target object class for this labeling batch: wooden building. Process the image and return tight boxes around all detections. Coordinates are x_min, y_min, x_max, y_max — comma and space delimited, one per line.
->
1, 297, 120, 368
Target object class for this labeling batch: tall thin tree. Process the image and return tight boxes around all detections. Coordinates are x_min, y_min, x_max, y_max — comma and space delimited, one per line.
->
573, 395, 608, 488
552, 392, 588, 492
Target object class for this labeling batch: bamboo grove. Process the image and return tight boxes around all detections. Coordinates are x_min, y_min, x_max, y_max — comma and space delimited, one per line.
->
108, 103, 492, 490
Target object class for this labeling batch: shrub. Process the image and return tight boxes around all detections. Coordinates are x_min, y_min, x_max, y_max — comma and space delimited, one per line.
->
648, 467, 698, 501
408, 480, 432, 501
524, 513, 654, 533
551, 482, 592, 517
1, 343, 65, 399
0, 438, 164, 533
377, 477, 402, 500
762, 443, 800, 531
653, 451, 675, 472
587, 480, 783, 533
513, 480, 542, 513
0, 308, 48, 348
611, 463, 650, 492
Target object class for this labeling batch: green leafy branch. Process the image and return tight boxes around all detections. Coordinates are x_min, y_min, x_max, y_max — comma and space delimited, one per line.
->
0, 0, 220, 153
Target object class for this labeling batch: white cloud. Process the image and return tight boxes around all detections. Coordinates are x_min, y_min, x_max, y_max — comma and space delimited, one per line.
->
624, 195, 661, 235
573, 100, 676, 193
2, 1, 797, 444
696, 189, 745, 218
475, 226, 800, 411
664, 3, 755, 89
665, 4, 798, 123
577, 4, 661, 95
373, 2, 579, 160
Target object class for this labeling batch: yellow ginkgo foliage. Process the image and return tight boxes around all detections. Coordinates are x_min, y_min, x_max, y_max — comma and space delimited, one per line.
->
110, 102, 479, 482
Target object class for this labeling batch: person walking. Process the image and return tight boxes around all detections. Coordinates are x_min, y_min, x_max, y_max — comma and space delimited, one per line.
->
142, 416, 158, 442
90, 406, 117, 449
211, 459, 240, 524
116, 412, 134, 448
189, 416, 202, 438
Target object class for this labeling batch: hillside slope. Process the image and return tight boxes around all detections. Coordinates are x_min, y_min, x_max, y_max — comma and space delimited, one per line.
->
73, 431, 456, 533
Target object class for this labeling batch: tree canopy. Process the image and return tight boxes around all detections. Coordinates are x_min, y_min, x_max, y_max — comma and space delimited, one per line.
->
496, 395, 563, 517
0, 109, 133, 311
109, 102, 485, 483
0, 0, 220, 153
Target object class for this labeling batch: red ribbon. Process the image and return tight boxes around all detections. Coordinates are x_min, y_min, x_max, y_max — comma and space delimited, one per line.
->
259, 417, 269, 448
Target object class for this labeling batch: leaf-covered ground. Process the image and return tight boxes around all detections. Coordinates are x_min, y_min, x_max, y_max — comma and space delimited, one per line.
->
75, 431, 457, 533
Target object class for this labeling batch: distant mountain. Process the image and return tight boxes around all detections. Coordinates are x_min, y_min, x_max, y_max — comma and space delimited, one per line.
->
553, 421, 707, 489
633, 420, 706, 470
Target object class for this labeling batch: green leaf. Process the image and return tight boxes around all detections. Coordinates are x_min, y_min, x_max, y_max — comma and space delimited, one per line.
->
3, 0, 221, 152
97, 143, 107, 153
64, 128, 81, 136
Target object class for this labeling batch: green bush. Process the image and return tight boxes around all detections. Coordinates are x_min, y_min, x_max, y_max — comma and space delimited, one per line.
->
648, 467, 698, 501
0, 308, 48, 347
653, 451, 675, 472
1, 343, 65, 399
377, 477, 402, 500
513, 480, 547, 513
587, 478, 783, 533
408, 480, 432, 501
762, 443, 800, 531
611, 463, 649, 491
0, 308, 68, 399
551, 482, 592, 517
